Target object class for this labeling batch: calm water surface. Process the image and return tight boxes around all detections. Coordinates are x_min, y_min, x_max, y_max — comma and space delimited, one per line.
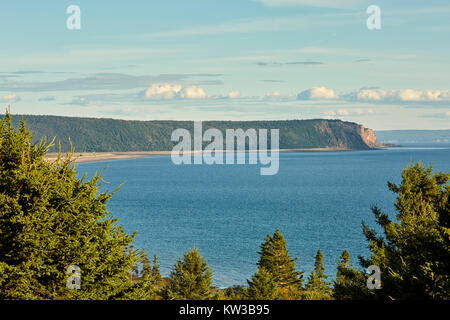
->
77, 145, 450, 288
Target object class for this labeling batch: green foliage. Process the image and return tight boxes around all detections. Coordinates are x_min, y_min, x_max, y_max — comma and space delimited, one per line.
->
163, 248, 213, 300
5, 115, 377, 152
151, 254, 162, 285
355, 162, 450, 300
257, 229, 303, 289
141, 249, 153, 279
304, 250, 332, 299
245, 268, 279, 300
219, 285, 246, 300
0, 111, 146, 299
332, 250, 369, 300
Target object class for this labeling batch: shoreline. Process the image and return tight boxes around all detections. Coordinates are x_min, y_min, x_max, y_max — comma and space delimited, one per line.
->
45, 147, 384, 164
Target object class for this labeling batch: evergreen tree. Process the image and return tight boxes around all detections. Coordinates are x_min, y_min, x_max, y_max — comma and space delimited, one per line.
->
246, 268, 279, 300
141, 249, 153, 279
304, 250, 332, 299
163, 248, 212, 300
333, 250, 369, 300
0, 111, 143, 299
152, 254, 162, 284
256, 230, 303, 288
345, 162, 449, 300
257, 234, 273, 270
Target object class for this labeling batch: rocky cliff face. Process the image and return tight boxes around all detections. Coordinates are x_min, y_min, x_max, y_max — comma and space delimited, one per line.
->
313, 120, 384, 150
359, 125, 385, 149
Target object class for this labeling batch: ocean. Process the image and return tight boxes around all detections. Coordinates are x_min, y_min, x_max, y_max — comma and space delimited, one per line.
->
77, 145, 450, 288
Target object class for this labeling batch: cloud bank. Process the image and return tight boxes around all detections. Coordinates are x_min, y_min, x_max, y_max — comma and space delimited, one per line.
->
142, 84, 207, 100
297, 86, 339, 100
355, 89, 450, 102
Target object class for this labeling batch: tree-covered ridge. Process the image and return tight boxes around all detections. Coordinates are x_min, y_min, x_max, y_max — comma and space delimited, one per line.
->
6, 114, 383, 152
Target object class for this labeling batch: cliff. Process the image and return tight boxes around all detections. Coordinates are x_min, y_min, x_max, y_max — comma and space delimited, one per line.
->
7, 115, 385, 152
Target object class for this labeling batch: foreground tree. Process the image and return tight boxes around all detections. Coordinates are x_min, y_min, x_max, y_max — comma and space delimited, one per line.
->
333, 250, 369, 300
257, 230, 303, 289
151, 254, 162, 285
304, 250, 332, 299
163, 248, 212, 300
246, 268, 279, 300
339, 162, 450, 300
0, 111, 145, 299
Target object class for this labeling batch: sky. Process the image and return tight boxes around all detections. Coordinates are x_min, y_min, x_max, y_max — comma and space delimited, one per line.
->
0, 0, 449, 130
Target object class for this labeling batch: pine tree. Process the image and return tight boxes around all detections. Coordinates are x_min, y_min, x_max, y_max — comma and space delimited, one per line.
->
0, 111, 143, 299
257, 230, 303, 288
152, 254, 162, 284
342, 162, 450, 300
141, 249, 153, 279
163, 248, 212, 300
257, 234, 273, 270
304, 250, 332, 299
246, 268, 279, 300
333, 250, 368, 300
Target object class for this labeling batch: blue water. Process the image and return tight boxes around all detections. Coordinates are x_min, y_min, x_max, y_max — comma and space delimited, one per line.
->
77, 146, 450, 288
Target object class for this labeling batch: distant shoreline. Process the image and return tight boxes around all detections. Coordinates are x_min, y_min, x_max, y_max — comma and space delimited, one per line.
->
45, 147, 383, 164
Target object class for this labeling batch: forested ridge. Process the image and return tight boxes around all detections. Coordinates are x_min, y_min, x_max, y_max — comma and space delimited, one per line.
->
5, 114, 383, 152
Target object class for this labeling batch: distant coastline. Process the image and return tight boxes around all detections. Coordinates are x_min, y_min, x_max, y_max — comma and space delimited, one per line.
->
9, 115, 384, 153
45, 147, 383, 164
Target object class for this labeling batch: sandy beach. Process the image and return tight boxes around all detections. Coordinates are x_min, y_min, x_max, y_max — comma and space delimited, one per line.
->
44, 147, 353, 164
45, 151, 172, 164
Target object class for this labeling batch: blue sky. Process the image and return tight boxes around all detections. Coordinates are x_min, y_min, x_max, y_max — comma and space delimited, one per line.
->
0, 0, 449, 129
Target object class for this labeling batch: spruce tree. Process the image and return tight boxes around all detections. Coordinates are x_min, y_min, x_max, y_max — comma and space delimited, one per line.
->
246, 268, 279, 300
257, 234, 274, 270
337, 163, 450, 300
257, 230, 303, 288
152, 254, 162, 284
333, 250, 368, 300
358, 162, 450, 299
0, 111, 143, 299
304, 250, 332, 299
141, 249, 153, 279
164, 248, 212, 300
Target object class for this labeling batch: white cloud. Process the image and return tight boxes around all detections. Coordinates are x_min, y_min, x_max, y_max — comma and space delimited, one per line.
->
1, 93, 20, 102
143, 84, 182, 100
446, 111, 450, 116
265, 91, 296, 100
326, 108, 375, 119
179, 86, 207, 99
142, 84, 206, 100
337, 108, 374, 115
228, 91, 241, 99
356, 89, 450, 102
297, 86, 339, 100
266, 91, 282, 99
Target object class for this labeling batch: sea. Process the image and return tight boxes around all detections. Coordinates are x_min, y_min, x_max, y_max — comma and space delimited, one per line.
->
77, 144, 450, 288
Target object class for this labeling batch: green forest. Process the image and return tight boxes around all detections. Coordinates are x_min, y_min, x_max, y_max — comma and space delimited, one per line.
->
0, 112, 449, 300
5, 114, 380, 152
